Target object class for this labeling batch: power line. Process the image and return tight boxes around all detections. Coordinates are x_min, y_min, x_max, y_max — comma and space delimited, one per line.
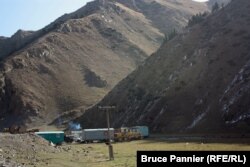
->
98, 105, 116, 160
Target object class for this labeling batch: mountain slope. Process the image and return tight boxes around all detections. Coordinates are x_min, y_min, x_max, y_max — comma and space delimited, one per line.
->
0, 0, 208, 60
117, 0, 208, 33
0, 0, 208, 128
80, 0, 250, 134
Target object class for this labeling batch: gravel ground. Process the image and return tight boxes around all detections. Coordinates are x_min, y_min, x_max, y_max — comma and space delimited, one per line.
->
0, 133, 94, 167
0, 133, 58, 167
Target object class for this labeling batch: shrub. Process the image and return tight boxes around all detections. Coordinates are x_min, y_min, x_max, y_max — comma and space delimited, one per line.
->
212, 2, 219, 13
188, 12, 209, 27
164, 29, 177, 41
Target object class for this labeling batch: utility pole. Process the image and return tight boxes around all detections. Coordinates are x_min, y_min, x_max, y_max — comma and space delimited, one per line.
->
98, 106, 116, 160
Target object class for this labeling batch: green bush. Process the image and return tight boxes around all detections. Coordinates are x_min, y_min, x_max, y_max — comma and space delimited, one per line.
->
164, 29, 177, 42
188, 12, 209, 27
212, 2, 219, 13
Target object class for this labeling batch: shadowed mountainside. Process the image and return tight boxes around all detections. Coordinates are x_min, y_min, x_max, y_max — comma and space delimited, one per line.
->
79, 0, 250, 134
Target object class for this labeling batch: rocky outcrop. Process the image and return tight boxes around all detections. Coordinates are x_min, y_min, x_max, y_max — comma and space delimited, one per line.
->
221, 60, 250, 126
84, 69, 108, 88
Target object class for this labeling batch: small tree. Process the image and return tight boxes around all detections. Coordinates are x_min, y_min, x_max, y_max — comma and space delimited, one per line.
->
221, 3, 225, 8
187, 12, 209, 27
164, 29, 177, 41
212, 2, 219, 13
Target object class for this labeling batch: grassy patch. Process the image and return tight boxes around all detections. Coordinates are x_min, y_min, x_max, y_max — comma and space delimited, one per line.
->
28, 139, 250, 167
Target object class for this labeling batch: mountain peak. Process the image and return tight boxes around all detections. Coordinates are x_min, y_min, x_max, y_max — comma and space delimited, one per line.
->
11, 29, 34, 39
0, 0, 209, 129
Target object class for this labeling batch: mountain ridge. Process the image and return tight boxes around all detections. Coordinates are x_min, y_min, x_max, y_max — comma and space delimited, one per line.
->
0, 0, 208, 129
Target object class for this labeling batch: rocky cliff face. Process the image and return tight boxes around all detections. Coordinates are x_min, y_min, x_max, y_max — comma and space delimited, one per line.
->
0, 30, 34, 60
0, 0, 208, 129
80, 0, 250, 134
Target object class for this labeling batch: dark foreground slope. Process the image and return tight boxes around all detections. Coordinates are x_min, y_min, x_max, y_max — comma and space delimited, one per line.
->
80, 0, 250, 134
0, 0, 207, 128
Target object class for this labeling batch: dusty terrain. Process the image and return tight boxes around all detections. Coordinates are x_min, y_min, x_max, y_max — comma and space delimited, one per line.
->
0, 133, 57, 166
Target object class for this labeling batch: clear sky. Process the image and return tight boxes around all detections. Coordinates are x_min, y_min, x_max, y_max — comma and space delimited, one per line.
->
0, 0, 93, 37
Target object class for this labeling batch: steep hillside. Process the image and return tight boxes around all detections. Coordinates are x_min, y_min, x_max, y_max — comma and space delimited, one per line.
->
80, 0, 250, 134
117, 0, 208, 33
0, 0, 207, 129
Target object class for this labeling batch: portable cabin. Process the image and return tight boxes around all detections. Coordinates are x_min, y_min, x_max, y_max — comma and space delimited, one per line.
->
71, 130, 83, 142
132, 126, 149, 138
82, 128, 114, 142
35, 131, 64, 144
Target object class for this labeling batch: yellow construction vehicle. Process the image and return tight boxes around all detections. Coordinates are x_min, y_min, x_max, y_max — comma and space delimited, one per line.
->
114, 127, 142, 142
